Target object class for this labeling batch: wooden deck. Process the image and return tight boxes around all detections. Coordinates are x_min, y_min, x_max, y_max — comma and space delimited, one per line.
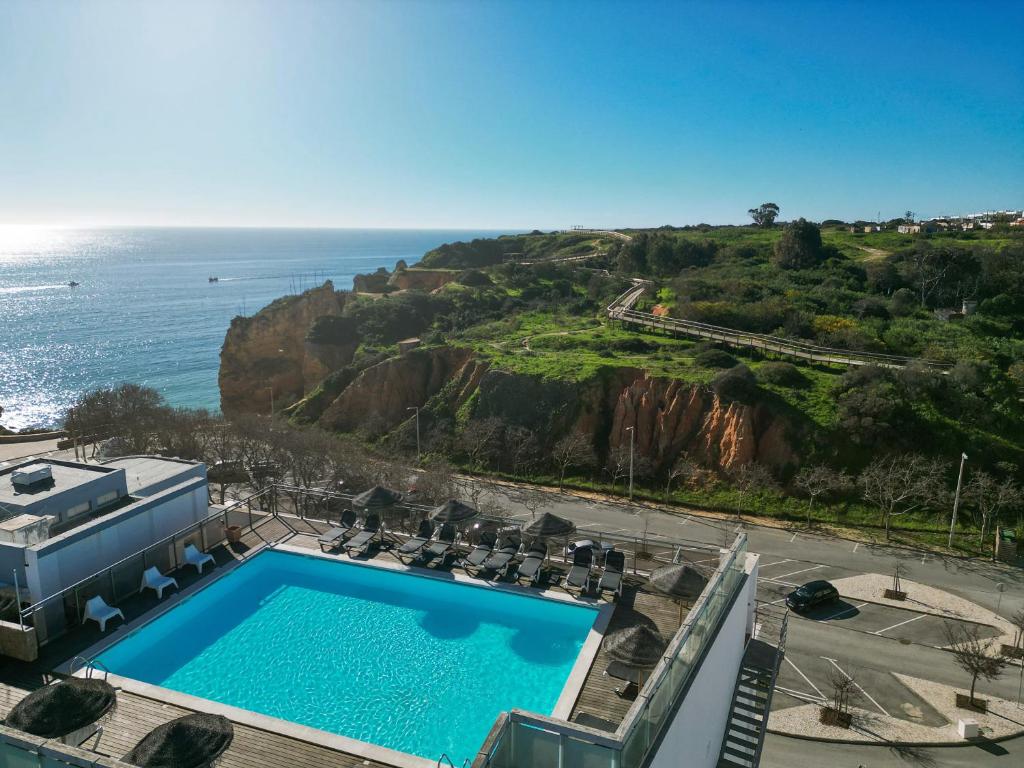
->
1, 516, 690, 765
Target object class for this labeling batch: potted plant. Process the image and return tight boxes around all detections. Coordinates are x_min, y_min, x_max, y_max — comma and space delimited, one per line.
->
225, 524, 243, 544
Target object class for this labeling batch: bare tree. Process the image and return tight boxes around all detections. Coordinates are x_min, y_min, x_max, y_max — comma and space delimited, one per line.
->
1009, 608, 1024, 656
825, 663, 860, 721
459, 417, 507, 470
859, 454, 944, 540
729, 462, 778, 515
943, 622, 1007, 707
795, 465, 849, 526
505, 425, 540, 478
664, 454, 698, 499
605, 445, 631, 492
507, 486, 549, 519
965, 472, 1021, 547
413, 459, 457, 506
551, 432, 596, 490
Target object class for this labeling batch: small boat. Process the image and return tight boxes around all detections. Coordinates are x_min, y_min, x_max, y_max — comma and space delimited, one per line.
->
208, 277, 219, 282
68, 281, 80, 287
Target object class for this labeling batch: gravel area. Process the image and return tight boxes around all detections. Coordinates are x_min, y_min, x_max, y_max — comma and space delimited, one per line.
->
830, 573, 1016, 648
768, 673, 1024, 744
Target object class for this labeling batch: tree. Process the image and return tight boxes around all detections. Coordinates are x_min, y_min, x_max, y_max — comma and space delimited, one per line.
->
772, 218, 823, 269
605, 445, 632, 492
943, 622, 1007, 707
665, 454, 698, 499
505, 425, 540, 478
859, 454, 944, 540
795, 465, 849, 526
711, 364, 758, 402
748, 202, 780, 228
965, 472, 1021, 547
825, 663, 860, 722
1010, 608, 1024, 655
551, 432, 596, 490
729, 462, 778, 515
458, 417, 507, 470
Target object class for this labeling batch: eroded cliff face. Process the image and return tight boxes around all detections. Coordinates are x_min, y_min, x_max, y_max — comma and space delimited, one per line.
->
219, 282, 351, 416
606, 374, 796, 472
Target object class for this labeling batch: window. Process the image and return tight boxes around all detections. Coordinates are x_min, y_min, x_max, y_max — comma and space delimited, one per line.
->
96, 491, 118, 506
66, 501, 90, 518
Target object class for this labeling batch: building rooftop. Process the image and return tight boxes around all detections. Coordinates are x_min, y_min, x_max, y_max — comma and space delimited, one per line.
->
100, 455, 203, 496
0, 460, 116, 508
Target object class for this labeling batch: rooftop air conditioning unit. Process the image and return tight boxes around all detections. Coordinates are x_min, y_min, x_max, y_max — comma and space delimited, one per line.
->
11, 463, 53, 489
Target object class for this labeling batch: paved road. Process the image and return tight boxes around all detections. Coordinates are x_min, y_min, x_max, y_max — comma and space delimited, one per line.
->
762, 731, 1024, 768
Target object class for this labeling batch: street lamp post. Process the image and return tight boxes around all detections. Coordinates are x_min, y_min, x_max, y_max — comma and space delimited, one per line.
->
626, 426, 635, 501
407, 406, 421, 463
264, 386, 274, 416
948, 452, 968, 548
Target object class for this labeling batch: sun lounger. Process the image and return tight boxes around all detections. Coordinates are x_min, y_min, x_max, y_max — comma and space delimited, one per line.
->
563, 546, 593, 595
396, 519, 434, 561
459, 529, 497, 571
184, 544, 215, 574
604, 660, 643, 698
422, 522, 458, 563
139, 567, 178, 600
482, 534, 521, 578
343, 513, 383, 556
83, 596, 124, 632
597, 549, 625, 600
318, 509, 357, 551
515, 541, 548, 585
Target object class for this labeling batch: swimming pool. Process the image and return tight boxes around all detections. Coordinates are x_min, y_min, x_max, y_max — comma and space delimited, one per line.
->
94, 549, 600, 764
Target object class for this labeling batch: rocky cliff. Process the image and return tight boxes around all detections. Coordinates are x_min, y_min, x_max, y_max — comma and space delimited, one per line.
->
219, 282, 351, 416
219, 285, 801, 472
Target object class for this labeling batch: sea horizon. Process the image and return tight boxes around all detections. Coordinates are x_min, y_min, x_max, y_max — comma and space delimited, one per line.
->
0, 226, 507, 431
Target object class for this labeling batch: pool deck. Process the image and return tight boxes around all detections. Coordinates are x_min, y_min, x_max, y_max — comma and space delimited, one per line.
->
0, 515, 696, 766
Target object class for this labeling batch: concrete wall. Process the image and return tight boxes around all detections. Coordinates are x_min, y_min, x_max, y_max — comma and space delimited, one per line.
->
648, 553, 759, 768
23, 477, 209, 643
0, 541, 27, 592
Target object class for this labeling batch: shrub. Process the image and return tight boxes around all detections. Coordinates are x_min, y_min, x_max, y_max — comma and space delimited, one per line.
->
711, 364, 759, 401
772, 219, 824, 269
457, 269, 494, 287
695, 349, 739, 368
758, 361, 807, 387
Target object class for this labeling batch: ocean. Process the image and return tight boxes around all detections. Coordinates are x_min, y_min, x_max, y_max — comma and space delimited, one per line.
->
0, 227, 504, 431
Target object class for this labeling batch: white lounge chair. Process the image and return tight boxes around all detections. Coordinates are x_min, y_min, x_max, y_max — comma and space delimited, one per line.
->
140, 566, 178, 599
184, 544, 215, 574
83, 596, 124, 632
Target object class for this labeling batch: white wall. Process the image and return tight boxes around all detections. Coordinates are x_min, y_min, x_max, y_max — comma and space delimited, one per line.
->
23, 477, 208, 642
648, 553, 759, 768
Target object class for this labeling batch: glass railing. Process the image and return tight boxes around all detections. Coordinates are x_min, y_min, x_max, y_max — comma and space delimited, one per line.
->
472, 533, 749, 768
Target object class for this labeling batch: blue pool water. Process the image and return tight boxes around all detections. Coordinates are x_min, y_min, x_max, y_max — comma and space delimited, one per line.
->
96, 550, 598, 763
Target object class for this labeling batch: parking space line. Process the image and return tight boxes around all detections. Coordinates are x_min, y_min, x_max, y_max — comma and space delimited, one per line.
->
767, 597, 789, 605
789, 532, 798, 542
852, 543, 859, 553
822, 658, 889, 717
873, 614, 926, 636
772, 565, 827, 580
821, 601, 868, 621
760, 577, 798, 588
775, 685, 825, 704
758, 558, 795, 570
784, 657, 826, 701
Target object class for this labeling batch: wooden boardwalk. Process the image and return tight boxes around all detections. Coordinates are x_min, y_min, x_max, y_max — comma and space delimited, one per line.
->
1, 517, 684, 766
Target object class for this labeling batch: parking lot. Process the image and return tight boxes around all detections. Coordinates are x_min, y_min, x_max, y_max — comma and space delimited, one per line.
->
755, 555, 1005, 725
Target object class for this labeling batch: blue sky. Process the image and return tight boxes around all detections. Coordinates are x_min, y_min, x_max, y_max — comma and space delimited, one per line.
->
0, 0, 1021, 228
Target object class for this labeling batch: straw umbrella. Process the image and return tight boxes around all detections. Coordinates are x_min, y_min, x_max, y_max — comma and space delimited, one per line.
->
524, 511, 576, 565
352, 485, 403, 528
429, 499, 479, 524
602, 624, 668, 692
124, 713, 234, 768
5, 678, 116, 739
649, 563, 708, 625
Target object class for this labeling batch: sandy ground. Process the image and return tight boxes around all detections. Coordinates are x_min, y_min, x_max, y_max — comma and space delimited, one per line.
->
769, 673, 1024, 743
0, 438, 63, 463
830, 573, 1018, 649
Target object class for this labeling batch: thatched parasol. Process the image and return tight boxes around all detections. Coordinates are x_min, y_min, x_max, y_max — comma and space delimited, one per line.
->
124, 713, 234, 768
429, 499, 478, 524
602, 624, 668, 691
5, 678, 116, 739
524, 512, 576, 539
352, 485, 402, 511
649, 563, 708, 624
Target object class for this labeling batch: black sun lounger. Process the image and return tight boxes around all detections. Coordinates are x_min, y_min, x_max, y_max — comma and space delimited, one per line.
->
515, 541, 548, 585
343, 513, 382, 557
459, 529, 497, 571
563, 546, 593, 595
318, 509, 357, 551
598, 549, 625, 600
482, 534, 521, 578
396, 519, 435, 562
421, 522, 458, 564
605, 660, 643, 698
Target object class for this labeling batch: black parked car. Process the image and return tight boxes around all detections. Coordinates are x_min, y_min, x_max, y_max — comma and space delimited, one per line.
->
786, 580, 839, 612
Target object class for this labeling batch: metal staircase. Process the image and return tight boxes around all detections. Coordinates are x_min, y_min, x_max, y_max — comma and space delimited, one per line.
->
717, 605, 787, 768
